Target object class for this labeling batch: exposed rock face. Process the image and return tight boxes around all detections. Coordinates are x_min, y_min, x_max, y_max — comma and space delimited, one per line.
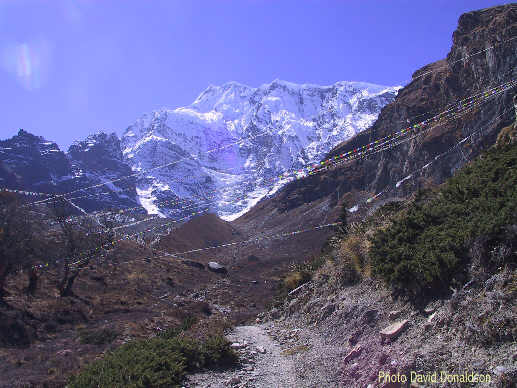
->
272, 4, 516, 213
0, 130, 72, 193
0, 130, 139, 212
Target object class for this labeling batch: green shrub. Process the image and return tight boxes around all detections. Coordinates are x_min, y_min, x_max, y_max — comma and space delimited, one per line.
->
69, 333, 236, 388
370, 143, 517, 302
78, 328, 119, 345
158, 315, 198, 340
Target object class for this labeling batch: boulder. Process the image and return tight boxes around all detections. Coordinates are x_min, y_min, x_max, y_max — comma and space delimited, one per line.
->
207, 261, 227, 274
379, 319, 409, 343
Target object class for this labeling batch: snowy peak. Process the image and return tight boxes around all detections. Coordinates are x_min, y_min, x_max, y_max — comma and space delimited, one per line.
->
121, 79, 399, 219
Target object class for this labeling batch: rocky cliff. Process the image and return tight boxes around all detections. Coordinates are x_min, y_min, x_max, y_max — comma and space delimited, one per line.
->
264, 4, 516, 216
0, 130, 139, 212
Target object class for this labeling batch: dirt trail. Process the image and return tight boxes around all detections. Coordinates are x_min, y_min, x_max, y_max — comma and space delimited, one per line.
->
186, 324, 299, 388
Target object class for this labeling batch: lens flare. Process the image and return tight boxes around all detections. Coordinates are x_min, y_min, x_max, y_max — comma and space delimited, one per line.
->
2, 39, 51, 90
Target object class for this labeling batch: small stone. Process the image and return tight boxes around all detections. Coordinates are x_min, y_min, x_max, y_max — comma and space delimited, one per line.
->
348, 329, 363, 345
380, 320, 409, 343
208, 261, 227, 274
255, 318, 261, 323
245, 366, 254, 371
424, 306, 435, 315
230, 342, 243, 349
227, 376, 240, 385
513, 352, 517, 361
494, 366, 507, 376
388, 310, 402, 320
343, 345, 362, 363
256, 346, 266, 354
427, 312, 437, 323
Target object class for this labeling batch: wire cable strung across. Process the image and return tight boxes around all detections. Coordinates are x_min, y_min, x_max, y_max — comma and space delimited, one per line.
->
301, 79, 516, 177
344, 106, 513, 213
10, 76, 516, 274
110, 105, 513, 263
7, 77, 514, 226
20, 101, 514, 274
18, 35, 517, 211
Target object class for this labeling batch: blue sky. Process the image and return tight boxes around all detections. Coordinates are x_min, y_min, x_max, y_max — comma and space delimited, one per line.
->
0, 0, 511, 149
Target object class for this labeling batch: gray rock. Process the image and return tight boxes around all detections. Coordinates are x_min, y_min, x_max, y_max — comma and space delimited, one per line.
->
208, 261, 227, 274
256, 346, 266, 354
388, 310, 402, 319
494, 366, 507, 376
380, 319, 409, 343
227, 376, 240, 385
343, 345, 362, 363
269, 308, 281, 320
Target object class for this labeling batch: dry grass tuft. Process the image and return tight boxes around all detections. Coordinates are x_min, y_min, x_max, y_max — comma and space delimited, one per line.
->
283, 271, 310, 292
339, 234, 371, 278
281, 344, 310, 356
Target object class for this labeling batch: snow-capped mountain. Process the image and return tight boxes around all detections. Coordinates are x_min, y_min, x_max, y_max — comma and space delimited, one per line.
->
0, 130, 139, 212
121, 79, 399, 220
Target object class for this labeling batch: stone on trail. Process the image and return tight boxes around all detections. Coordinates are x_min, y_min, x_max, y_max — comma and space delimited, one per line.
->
343, 344, 362, 363
379, 319, 409, 342
256, 346, 266, 354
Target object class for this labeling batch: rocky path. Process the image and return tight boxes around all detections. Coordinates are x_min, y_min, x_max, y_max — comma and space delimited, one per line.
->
185, 324, 299, 388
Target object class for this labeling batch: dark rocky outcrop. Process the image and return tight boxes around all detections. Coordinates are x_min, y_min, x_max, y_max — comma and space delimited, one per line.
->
0, 310, 37, 348
0, 130, 139, 212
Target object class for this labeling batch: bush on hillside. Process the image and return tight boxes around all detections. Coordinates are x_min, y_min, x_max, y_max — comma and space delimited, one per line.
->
68, 333, 237, 388
369, 143, 517, 302
78, 327, 119, 345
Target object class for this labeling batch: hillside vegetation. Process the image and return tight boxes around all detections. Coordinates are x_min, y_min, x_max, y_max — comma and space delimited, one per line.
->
281, 138, 517, 307
370, 142, 517, 302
